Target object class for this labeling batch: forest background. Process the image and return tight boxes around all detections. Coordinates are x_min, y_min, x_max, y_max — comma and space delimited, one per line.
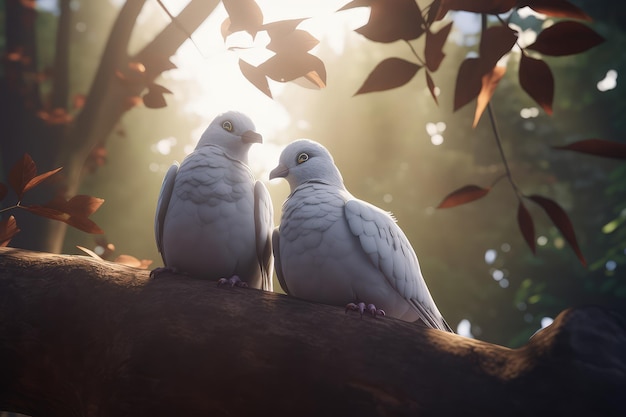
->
1, 0, 625, 348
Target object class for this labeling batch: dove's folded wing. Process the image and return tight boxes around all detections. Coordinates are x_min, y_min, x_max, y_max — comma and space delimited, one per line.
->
254, 181, 274, 292
272, 228, 290, 294
345, 199, 452, 332
154, 162, 179, 263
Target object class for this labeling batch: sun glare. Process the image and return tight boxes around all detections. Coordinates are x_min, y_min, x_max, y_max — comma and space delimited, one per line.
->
157, 0, 369, 179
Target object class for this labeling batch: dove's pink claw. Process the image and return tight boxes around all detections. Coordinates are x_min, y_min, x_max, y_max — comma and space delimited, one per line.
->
217, 275, 249, 288
345, 302, 385, 318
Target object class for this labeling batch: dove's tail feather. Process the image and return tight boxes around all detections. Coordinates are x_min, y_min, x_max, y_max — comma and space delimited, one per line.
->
411, 299, 455, 333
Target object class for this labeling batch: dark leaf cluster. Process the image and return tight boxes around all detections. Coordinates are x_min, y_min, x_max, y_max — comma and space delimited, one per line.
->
0, 154, 105, 247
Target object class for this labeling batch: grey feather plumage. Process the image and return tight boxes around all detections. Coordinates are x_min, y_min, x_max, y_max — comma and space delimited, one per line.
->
154, 111, 273, 291
270, 139, 451, 331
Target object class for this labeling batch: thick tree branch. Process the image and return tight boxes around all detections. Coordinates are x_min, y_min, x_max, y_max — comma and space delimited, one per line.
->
43, 0, 219, 253
0, 248, 624, 417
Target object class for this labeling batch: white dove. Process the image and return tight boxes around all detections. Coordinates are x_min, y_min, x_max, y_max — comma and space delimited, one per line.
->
154, 111, 273, 291
270, 139, 452, 331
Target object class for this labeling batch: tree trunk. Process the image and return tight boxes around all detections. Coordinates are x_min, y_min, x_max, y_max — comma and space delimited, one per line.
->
1, 0, 219, 253
0, 247, 624, 417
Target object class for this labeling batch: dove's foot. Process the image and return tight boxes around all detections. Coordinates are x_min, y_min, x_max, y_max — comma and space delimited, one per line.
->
217, 275, 249, 288
150, 266, 179, 279
345, 302, 385, 318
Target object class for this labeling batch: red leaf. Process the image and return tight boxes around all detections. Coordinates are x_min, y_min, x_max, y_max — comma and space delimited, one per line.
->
519, 54, 553, 115
439, 0, 516, 14
65, 216, 105, 235
114, 254, 153, 269
266, 29, 319, 54
517, 201, 536, 254
25, 204, 104, 234
479, 25, 518, 66
528, 21, 604, 56
0, 183, 7, 201
23, 167, 62, 195
258, 52, 326, 85
522, 0, 592, 21
144, 56, 177, 76
454, 25, 516, 111
427, 0, 443, 24
0, 215, 20, 247
437, 185, 491, 209
345, 0, 424, 43
9, 153, 37, 200
355, 58, 422, 95
553, 139, 626, 159
25, 194, 105, 234
473, 65, 506, 127
454, 58, 485, 111
425, 22, 453, 72
425, 71, 438, 105
23, 205, 70, 222
222, 0, 263, 38
239, 59, 272, 98
142, 84, 172, 109
528, 195, 586, 266
65, 195, 105, 217
262, 18, 307, 37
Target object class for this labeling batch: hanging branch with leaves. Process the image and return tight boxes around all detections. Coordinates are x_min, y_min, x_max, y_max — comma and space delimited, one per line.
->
0, 154, 104, 247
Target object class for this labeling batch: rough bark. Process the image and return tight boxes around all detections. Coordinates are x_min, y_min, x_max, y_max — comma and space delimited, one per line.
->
0, 247, 624, 417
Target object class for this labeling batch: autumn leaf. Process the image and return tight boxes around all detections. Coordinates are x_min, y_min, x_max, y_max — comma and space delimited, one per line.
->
114, 254, 153, 269
437, 185, 491, 209
143, 83, 173, 109
527, 21, 604, 56
517, 201, 536, 254
519, 54, 554, 115
528, 195, 586, 266
425, 22, 453, 72
9, 153, 37, 200
553, 139, 626, 159
144, 55, 178, 76
454, 58, 485, 111
0, 216, 20, 247
222, 0, 263, 38
355, 58, 422, 95
23, 167, 63, 195
76, 245, 104, 260
73, 94, 86, 109
521, 0, 592, 21
262, 18, 307, 37
239, 59, 272, 98
0, 183, 7, 201
426, 71, 438, 105
266, 29, 319, 54
25, 194, 105, 234
479, 25, 518, 66
259, 52, 326, 85
64, 195, 105, 218
426, 0, 443, 24
473, 65, 506, 127
342, 0, 425, 43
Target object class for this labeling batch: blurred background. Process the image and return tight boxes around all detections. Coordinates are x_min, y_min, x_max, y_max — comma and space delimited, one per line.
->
1, 0, 625, 348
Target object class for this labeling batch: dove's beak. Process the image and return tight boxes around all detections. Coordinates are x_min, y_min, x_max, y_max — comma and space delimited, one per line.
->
269, 164, 289, 180
242, 130, 263, 144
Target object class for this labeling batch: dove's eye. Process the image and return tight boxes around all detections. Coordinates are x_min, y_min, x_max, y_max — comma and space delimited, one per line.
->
297, 153, 309, 164
222, 121, 233, 132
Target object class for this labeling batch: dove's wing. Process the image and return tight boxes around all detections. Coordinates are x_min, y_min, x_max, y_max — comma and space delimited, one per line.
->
154, 162, 179, 264
254, 181, 274, 292
272, 228, 290, 294
345, 199, 452, 332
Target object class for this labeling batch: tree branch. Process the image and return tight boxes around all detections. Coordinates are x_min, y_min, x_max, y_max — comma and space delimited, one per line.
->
0, 248, 624, 417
